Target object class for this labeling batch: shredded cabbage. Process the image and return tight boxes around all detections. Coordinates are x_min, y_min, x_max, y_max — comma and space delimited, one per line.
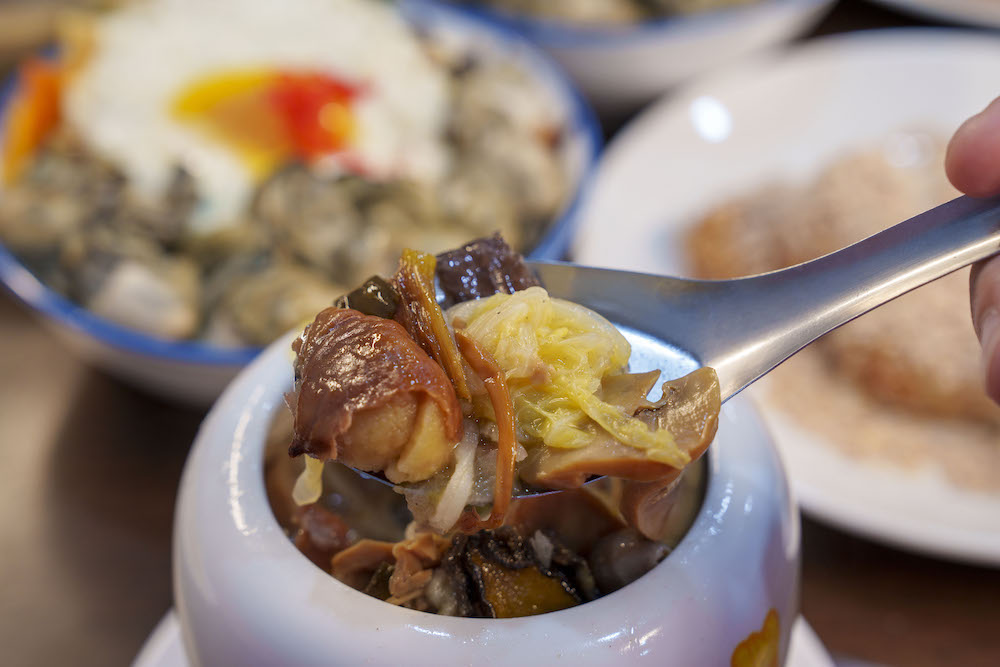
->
448, 287, 685, 466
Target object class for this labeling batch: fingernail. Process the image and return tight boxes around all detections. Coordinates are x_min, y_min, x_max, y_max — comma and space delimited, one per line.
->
980, 307, 1000, 398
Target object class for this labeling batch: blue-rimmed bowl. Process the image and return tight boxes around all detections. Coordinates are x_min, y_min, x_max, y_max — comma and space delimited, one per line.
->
414, 0, 835, 112
0, 0, 600, 406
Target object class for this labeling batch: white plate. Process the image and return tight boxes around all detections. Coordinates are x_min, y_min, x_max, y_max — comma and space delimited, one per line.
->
132, 609, 834, 667
868, 0, 1000, 29
574, 28, 1000, 565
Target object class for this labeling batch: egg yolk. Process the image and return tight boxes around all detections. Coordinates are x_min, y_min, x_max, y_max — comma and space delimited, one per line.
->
172, 69, 361, 177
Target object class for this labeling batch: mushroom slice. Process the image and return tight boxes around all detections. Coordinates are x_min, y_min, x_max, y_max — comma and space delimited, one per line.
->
520, 367, 721, 488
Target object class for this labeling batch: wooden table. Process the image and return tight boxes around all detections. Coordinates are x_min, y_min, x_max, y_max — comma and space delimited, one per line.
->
2, 2, 999, 665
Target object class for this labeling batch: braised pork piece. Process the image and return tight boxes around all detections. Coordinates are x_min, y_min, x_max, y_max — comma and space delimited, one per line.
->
267, 235, 717, 617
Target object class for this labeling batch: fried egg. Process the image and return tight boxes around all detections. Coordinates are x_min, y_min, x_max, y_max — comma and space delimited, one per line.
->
64, 0, 449, 232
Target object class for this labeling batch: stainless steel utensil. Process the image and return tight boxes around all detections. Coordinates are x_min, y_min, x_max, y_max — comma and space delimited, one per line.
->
534, 194, 1000, 402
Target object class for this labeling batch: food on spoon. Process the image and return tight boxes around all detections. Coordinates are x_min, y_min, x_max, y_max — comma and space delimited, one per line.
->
269, 235, 719, 617
0, 0, 571, 346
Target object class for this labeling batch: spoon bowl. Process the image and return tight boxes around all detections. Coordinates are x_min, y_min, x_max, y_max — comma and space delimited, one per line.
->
536, 193, 1000, 401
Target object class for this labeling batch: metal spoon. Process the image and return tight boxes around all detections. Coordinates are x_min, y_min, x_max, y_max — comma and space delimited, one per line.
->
358, 193, 1000, 496
534, 193, 1000, 402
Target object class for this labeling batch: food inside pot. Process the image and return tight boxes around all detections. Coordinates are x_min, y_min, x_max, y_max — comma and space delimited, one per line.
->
266, 235, 717, 617
0, 0, 571, 347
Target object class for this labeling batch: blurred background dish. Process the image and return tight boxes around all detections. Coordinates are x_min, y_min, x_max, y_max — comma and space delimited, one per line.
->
445, 0, 764, 25
0, 0, 599, 405
866, 0, 1000, 29
414, 0, 836, 113
573, 28, 1000, 565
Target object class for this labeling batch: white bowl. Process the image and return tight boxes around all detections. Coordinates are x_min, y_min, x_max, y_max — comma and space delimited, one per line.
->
173, 330, 800, 665
571, 27, 1000, 565
0, 0, 600, 407
417, 0, 835, 113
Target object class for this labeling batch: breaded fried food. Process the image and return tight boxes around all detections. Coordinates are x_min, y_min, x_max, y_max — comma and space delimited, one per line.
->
687, 135, 1000, 426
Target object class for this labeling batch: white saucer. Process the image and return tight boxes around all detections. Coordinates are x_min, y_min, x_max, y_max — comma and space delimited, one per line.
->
132, 609, 834, 667
573, 28, 1000, 566
131, 611, 186, 667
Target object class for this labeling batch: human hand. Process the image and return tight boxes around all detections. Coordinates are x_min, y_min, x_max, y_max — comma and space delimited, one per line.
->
946, 96, 1000, 403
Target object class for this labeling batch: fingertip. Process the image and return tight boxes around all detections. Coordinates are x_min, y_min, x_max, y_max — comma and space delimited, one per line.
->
983, 322, 1000, 404
970, 258, 1000, 404
945, 116, 976, 191
946, 96, 1000, 197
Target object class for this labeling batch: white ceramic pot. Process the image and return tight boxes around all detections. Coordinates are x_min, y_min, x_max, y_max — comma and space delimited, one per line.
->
173, 331, 800, 665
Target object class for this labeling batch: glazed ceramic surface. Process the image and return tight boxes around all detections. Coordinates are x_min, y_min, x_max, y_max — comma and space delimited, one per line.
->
174, 330, 800, 666
0, 0, 599, 406
416, 0, 834, 112
134, 612, 834, 667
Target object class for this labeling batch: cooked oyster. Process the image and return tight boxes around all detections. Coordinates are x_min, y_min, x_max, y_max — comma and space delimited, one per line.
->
205, 261, 343, 347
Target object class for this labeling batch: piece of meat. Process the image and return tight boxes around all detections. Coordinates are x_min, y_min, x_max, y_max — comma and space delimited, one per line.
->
435, 233, 540, 306
292, 503, 352, 572
289, 308, 462, 483
387, 532, 453, 603
331, 539, 395, 591
330, 531, 451, 606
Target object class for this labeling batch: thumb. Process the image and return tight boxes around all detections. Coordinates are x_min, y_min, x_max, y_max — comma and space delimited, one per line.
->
970, 260, 1000, 404
946, 96, 1000, 197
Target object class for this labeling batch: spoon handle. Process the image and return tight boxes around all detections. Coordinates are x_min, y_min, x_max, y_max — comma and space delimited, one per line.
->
706, 194, 1000, 399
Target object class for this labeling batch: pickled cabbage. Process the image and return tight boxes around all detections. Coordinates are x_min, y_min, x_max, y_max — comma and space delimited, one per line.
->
448, 287, 687, 467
